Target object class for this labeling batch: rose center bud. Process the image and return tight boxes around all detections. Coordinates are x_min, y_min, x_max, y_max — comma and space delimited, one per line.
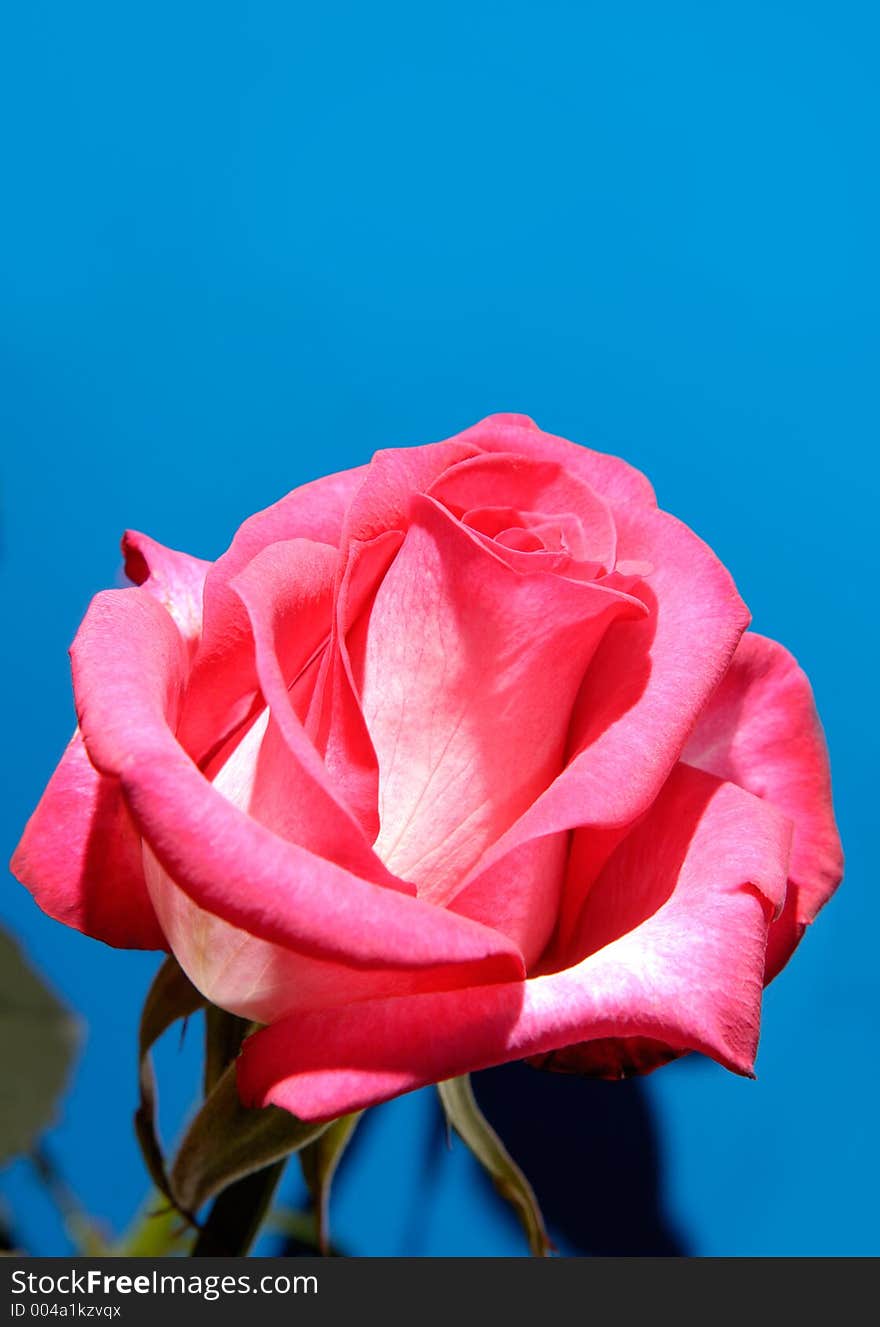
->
463, 505, 589, 560
353, 468, 644, 914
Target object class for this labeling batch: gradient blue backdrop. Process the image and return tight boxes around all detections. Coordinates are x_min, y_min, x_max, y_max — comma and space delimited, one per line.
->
1, 1, 877, 1256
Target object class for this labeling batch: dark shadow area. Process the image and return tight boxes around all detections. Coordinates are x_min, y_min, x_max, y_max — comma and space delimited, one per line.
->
280, 1061, 687, 1256
471, 1061, 688, 1255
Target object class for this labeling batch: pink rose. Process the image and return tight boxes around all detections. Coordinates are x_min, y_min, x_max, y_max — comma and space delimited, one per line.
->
12, 415, 842, 1121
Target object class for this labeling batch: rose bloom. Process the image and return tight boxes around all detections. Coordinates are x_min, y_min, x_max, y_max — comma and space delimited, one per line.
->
12, 415, 842, 1121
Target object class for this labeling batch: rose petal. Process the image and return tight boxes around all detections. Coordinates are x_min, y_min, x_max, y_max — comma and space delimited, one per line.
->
452, 414, 657, 510
10, 730, 164, 950
177, 465, 367, 762
229, 537, 409, 891
305, 531, 404, 839
447, 833, 570, 968
339, 439, 478, 546
490, 525, 547, 552
238, 765, 790, 1119
9, 525, 208, 950
121, 529, 210, 651
683, 631, 843, 979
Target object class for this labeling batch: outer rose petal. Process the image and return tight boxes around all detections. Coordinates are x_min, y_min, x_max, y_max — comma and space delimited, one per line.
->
453, 414, 658, 510
10, 730, 163, 950
70, 587, 525, 985
10, 529, 209, 951
238, 765, 790, 1120
121, 529, 211, 650
683, 631, 843, 979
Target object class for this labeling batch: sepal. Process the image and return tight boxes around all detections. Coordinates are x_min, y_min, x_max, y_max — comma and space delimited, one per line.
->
437, 1074, 552, 1256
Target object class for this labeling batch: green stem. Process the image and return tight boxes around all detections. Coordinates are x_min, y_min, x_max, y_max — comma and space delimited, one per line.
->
185, 1005, 288, 1255
117, 1197, 188, 1257
191, 1160, 287, 1257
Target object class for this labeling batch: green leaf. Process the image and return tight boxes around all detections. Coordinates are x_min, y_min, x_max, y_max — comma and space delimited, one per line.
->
299, 1111, 362, 1254
437, 1075, 552, 1257
169, 1061, 329, 1217
0, 929, 79, 1164
134, 956, 205, 1215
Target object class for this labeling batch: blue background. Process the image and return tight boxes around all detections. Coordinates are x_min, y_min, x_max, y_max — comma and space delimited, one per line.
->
1, 1, 877, 1256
